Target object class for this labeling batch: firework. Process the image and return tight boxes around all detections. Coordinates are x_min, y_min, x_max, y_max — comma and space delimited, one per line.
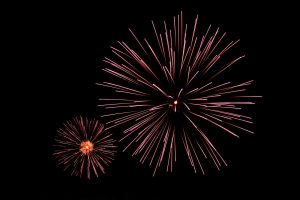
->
53, 116, 116, 179
98, 12, 261, 175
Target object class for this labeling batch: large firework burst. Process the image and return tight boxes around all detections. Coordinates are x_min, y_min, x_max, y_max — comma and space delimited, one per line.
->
98, 12, 260, 175
53, 116, 116, 179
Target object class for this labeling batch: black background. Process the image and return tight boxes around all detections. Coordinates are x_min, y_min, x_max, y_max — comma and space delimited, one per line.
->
12, 1, 294, 199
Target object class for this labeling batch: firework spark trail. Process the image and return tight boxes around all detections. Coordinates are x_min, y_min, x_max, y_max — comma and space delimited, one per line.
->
53, 116, 116, 179
98, 12, 261, 175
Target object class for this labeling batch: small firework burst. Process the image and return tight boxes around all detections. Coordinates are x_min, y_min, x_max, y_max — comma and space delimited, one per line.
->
53, 116, 116, 179
98, 12, 261, 175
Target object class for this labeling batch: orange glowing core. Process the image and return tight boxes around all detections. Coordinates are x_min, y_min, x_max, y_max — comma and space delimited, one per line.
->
80, 140, 94, 154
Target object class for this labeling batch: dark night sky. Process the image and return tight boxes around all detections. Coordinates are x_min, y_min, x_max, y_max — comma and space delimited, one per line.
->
12, 1, 295, 199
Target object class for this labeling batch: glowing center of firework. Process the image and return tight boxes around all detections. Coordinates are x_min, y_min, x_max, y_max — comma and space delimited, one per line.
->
169, 99, 180, 112
80, 140, 94, 155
